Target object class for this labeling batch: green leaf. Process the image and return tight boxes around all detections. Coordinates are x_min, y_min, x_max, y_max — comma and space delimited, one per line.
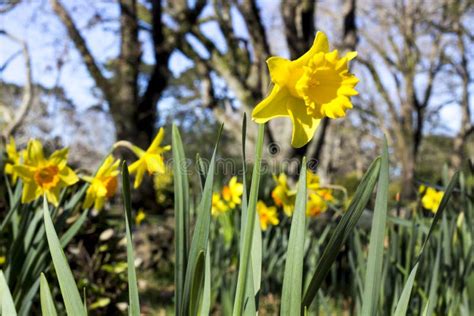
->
302, 156, 381, 310
60, 209, 89, 247
393, 263, 419, 316
172, 124, 190, 316
43, 198, 86, 316
40, 273, 58, 316
181, 125, 223, 315
199, 246, 211, 316
233, 123, 265, 316
281, 157, 307, 315
121, 163, 141, 316
422, 244, 441, 316
0, 270, 17, 316
361, 137, 389, 316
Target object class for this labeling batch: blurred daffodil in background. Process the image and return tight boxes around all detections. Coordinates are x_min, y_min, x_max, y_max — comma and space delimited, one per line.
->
419, 185, 444, 213
212, 192, 229, 217
211, 177, 243, 217
252, 31, 359, 148
222, 176, 243, 209
83, 155, 120, 211
127, 127, 171, 189
272, 173, 296, 216
306, 190, 334, 217
257, 201, 279, 231
13, 139, 78, 206
4, 137, 23, 184
135, 209, 146, 225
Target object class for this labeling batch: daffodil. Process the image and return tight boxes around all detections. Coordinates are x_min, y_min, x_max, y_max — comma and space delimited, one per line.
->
13, 139, 79, 206
128, 128, 171, 189
271, 173, 296, 216
83, 155, 120, 211
252, 31, 359, 148
307, 170, 321, 190
212, 193, 229, 217
4, 137, 22, 184
222, 176, 243, 208
257, 201, 279, 231
135, 209, 146, 225
306, 189, 334, 217
419, 185, 444, 213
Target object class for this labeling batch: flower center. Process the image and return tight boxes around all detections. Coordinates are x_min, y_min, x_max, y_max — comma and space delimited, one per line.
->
34, 165, 60, 189
104, 176, 118, 198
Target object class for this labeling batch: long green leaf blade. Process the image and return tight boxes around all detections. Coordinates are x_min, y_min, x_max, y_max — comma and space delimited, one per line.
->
0, 270, 17, 316
361, 137, 389, 316
393, 263, 419, 316
281, 157, 307, 315
182, 125, 222, 315
233, 123, 265, 316
40, 273, 58, 316
172, 124, 190, 316
302, 157, 381, 310
121, 163, 141, 316
43, 198, 86, 316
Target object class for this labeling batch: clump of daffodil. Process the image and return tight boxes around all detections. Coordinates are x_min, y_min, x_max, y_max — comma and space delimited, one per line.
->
83, 155, 120, 211
271, 173, 296, 216
257, 201, 279, 231
13, 139, 79, 206
419, 185, 444, 213
212, 193, 229, 217
135, 208, 146, 225
222, 176, 243, 208
252, 31, 359, 148
4, 137, 23, 184
306, 170, 334, 217
126, 127, 171, 189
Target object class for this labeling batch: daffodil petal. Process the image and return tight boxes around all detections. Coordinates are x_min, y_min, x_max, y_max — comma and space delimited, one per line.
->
28, 140, 45, 165
22, 181, 39, 204
59, 167, 79, 185
287, 99, 321, 148
150, 127, 165, 152
252, 85, 290, 123
267, 56, 291, 86
295, 31, 329, 65
13, 165, 35, 180
128, 159, 143, 174
133, 164, 146, 189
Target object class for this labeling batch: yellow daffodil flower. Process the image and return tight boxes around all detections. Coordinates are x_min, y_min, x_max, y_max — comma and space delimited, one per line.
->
257, 201, 279, 231
306, 189, 334, 217
0, 256, 5, 265
128, 127, 171, 189
419, 185, 444, 213
222, 176, 243, 208
212, 193, 229, 217
271, 173, 296, 216
135, 209, 146, 225
13, 139, 79, 206
307, 170, 321, 190
4, 137, 23, 184
83, 155, 120, 211
252, 31, 359, 148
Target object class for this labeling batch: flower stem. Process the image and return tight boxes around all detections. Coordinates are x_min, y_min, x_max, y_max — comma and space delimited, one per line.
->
233, 123, 265, 316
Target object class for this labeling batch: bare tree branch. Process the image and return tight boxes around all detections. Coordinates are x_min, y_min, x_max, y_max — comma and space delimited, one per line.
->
2, 31, 34, 139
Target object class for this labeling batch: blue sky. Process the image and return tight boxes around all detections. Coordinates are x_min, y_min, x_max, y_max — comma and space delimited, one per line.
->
0, 0, 469, 137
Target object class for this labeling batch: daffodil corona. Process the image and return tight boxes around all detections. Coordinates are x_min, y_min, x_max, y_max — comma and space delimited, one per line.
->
128, 128, 171, 189
83, 155, 120, 211
252, 31, 359, 147
13, 140, 79, 206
